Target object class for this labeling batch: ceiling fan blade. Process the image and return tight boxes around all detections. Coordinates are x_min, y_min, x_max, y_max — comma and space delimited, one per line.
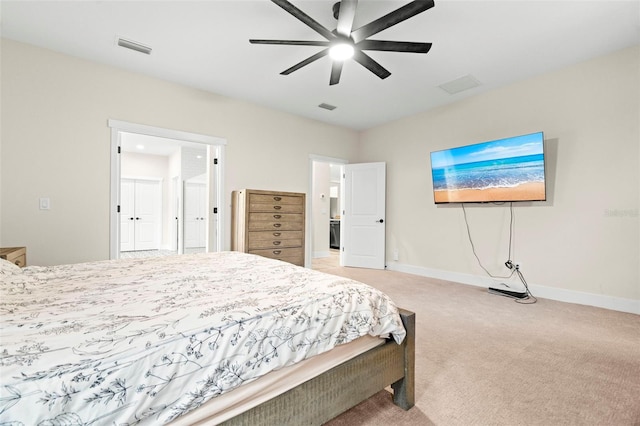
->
336, 0, 359, 37
281, 49, 329, 75
351, 0, 435, 43
330, 61, 344, 85
250, 39, 330, 47
271, 0, 335, 41
358, 40, 432, 54
352, 50, 391, 80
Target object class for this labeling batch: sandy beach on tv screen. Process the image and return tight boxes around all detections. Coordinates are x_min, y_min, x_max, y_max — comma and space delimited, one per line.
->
434, 182, 545, 203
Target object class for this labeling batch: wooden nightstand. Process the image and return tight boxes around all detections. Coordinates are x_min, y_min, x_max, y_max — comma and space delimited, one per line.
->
0, 247, 27, 268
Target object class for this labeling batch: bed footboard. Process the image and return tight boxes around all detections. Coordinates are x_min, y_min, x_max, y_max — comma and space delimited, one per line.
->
221, 308, 415, 425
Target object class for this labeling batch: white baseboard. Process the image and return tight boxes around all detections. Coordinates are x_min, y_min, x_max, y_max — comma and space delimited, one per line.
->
386, 262, 640, 315
313, 251, 331, 259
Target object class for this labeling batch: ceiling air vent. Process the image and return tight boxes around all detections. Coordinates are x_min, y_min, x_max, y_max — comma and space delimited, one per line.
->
117, 37, 152, 55
438, 75, 481, 95
318, 103, 337, 111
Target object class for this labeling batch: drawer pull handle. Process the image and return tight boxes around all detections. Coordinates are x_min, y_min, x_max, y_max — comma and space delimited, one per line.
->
274, 197, 282, 201
273, 241, 281, 246
273, 206, 282, 210
15, 260, 22, 267
273, 232, 281, 236
273, 223, 282, 228
273, 215, 282, 219
273, 250, 282, 255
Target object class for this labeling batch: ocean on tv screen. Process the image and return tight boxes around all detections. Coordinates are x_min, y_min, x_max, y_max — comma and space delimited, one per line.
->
430, 132, 546, 203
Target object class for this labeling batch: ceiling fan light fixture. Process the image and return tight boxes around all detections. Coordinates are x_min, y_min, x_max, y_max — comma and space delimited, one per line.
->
252, 0, 435, 84
329, 42, 354, 61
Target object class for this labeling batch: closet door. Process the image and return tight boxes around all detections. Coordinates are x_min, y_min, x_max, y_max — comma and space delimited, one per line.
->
184, 182, 206, 249
133, 180, 161, 250
120, 179, 161, 252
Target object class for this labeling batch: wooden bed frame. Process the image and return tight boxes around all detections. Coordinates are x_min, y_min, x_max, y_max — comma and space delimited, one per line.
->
221, 308, 416, 425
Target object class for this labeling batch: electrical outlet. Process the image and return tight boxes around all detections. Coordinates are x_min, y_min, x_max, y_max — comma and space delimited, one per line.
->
514, 261, 522, 269
393, 249, 399, 261
39, 197, 51, 210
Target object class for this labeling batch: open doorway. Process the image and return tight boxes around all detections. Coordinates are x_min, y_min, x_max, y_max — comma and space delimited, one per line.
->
109, 120, 226, 260
308, 155, 347, 268
118, 133, 209, 258
309, 157, 387, 270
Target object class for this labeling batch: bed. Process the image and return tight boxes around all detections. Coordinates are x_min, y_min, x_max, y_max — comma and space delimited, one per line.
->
0, 251, 414, 425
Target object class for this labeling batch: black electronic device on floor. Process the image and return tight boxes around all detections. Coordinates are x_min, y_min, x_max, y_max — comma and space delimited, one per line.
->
488, 286, 528, 299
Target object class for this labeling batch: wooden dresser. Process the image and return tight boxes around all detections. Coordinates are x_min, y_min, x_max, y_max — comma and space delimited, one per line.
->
231, 189, 305, 266
0, 247, 27, 268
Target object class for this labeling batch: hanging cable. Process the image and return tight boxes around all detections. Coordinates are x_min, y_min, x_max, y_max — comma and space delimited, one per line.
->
462, 203, 515, 279
514, 266, 537, 304
462, 202, 536, 303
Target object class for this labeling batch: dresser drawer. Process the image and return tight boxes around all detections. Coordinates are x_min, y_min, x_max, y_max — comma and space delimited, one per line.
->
249, 203, 304, 214
248, 220, 303, 231
249, 213, 303, 223
249, 230, 303, 242
248, 237, 303, 250
12, 255, 26, 268
0, 247, 27, 268
249, 247, 304, 266
249, 194, 303, 205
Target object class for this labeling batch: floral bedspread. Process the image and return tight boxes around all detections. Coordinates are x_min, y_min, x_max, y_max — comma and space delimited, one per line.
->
0, 251, 405, 425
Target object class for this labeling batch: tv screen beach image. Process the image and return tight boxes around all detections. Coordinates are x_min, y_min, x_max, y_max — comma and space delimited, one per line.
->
430, 132, 546, 203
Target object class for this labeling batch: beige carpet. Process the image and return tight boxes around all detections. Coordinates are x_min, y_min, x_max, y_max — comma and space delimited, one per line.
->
312, 255, 640, 426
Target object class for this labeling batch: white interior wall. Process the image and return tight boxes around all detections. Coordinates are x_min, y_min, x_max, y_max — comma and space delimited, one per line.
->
0, 38, 637, 312
0, 39, 359, 265
358, 45, 639, 309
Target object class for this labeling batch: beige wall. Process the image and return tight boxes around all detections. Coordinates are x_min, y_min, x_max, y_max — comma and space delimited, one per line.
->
1, 38, 638, 308
359, 46, 639, 303
0, 39, 358, 265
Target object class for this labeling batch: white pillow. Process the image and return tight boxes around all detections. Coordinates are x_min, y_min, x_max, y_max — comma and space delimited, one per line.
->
0, 258, 22, 275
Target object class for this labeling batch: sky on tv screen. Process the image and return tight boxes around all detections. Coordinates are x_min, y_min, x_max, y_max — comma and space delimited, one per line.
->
430, 132, 544, 169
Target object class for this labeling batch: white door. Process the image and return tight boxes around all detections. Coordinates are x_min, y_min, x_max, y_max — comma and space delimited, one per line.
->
184, 182, 206, 249
134, 180, 161, 250
341, 162, 386, 269
120, 178, 161, 252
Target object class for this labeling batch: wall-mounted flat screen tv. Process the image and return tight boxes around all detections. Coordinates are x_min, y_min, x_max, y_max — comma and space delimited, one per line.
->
430, 132, 546, 204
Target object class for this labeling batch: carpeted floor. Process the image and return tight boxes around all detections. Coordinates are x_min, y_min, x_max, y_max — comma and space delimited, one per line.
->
312, 254, 640, 426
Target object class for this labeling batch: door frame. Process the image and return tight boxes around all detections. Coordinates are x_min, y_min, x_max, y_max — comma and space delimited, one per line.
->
308, 155, 348, 268
109, 119, 226, 260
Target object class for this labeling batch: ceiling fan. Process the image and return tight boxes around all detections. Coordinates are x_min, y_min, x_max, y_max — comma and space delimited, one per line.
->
250, 0, 435, 85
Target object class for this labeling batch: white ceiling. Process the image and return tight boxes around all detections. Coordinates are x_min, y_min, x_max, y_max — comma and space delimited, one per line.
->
1, 1, 638, 131
120, 132, 207, 157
